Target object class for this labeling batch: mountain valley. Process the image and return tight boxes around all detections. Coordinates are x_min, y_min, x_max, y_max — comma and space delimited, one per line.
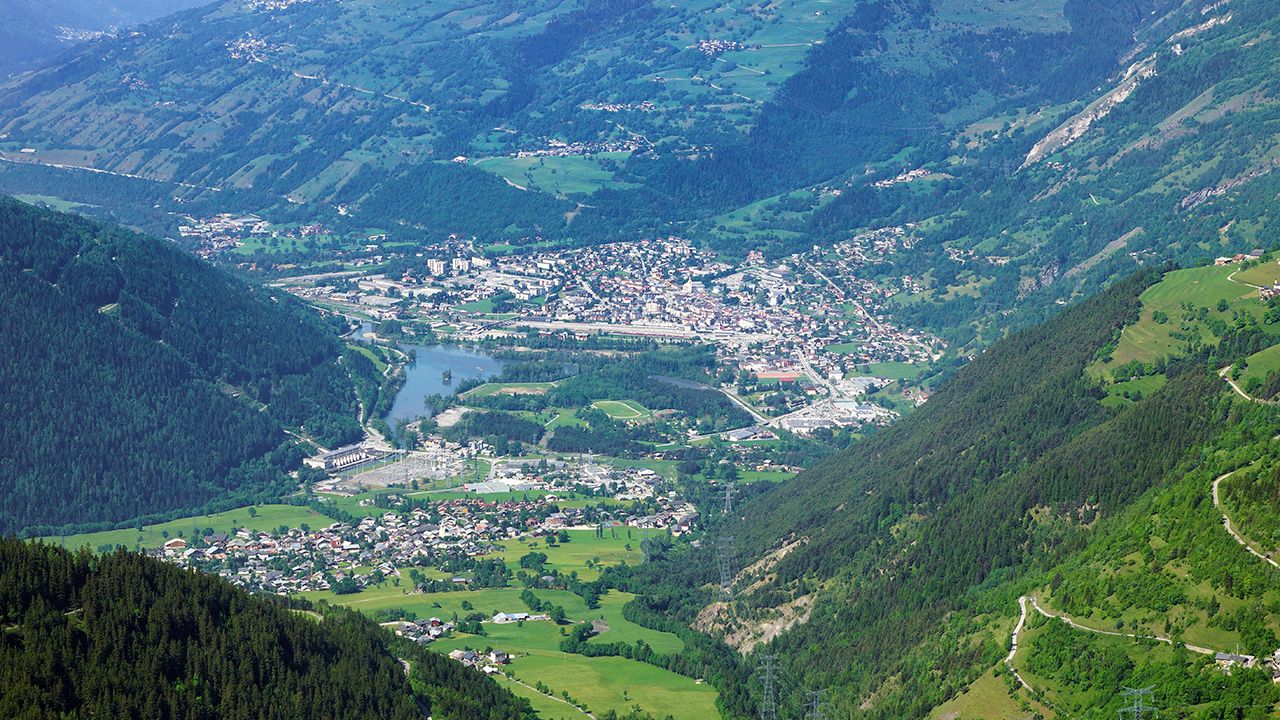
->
2, 0, 1280, 718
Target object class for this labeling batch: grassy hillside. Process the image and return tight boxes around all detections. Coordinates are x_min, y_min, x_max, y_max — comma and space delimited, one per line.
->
0, 0, 211, 75
0, 1, 1161, 256
5, 0, 1266, 352
0, 0, 1273, 355
0, 197, 370, 535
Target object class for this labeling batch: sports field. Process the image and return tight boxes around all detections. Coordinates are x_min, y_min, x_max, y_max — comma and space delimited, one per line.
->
591, 399, 651, 419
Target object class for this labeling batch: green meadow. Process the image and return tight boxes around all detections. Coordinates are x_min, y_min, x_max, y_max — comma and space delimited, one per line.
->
297, 522, 708, 719
825, 342, 861, 354
1243, 343, 1280, 387
46, 504, 331, 550
1231, 258, 1280, 287
307, 583, 708, 719
490, 529, 650, 581
927, 668, 1037, 720
436, 623, 714, 720
850, 361, 928, 381
428, 595, 708, 720
1093, 264, 1274, 379
472, 154, 637, 196
1100, 374, 1168, 408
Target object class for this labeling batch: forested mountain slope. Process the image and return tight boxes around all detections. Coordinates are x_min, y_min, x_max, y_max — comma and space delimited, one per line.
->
0, 0, 211, 76
1, 0, 1273, 346
0, 538, 532, 719
0, 1, 1170, 269
621, 262, 1280, 718
0, 197, 369, 535
856, 0, 1280, 347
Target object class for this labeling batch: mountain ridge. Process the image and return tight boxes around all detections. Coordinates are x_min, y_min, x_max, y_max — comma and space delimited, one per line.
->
0, 196, 372, 535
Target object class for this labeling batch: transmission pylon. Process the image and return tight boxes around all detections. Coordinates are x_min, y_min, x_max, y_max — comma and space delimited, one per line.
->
1118, 686, 1158, 720
717, 535, 736, 601
804, 689, 827, 720
757, 654, 779, 720
723, 479, 735, 515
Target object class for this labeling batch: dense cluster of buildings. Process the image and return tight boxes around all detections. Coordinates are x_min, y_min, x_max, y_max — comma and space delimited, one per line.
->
316, 438, 481, 495
153, 457, 698, 596
463, 459, 700, 532
275, 231, 939, 431
580, 101, 656, 112
304, 443, 393, 473
178, 212, 329, 259
449, 648, 513, 673
1214, 249, 1265, 266
155, 496, 592, 595
178, 213, 268, 256
490, 235, 938, 402
696, 39, 745, 56
510, 135, 649, 159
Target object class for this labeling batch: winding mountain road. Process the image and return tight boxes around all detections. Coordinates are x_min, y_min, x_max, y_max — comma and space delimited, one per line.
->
1026, 596, 1218, 656
1226, 268, 1263, 290
1218, 365, 1271, 404
1005, 596, 1034, 692
1004, 341, 1280, 694
1212, 470, 1279, 569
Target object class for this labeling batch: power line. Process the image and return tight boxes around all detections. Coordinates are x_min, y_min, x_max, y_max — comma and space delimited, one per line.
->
717, 535, 737, 601
757, 654, 779, 720
1118, 686, 1158, 720
804, 689, 827, 720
